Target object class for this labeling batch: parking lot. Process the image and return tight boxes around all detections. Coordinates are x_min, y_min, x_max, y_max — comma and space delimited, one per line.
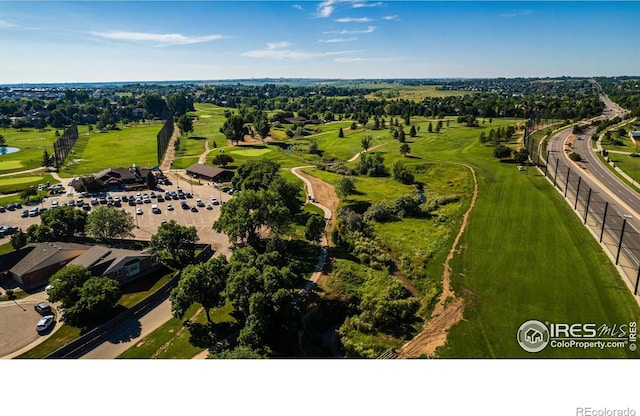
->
0, 171, 234, 256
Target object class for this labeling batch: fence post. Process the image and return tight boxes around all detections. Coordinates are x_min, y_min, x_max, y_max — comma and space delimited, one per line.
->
583, 188, 592, 224
600, 202, 609, 243
574, 176, 582, 210
616, 218, 627, 265
553, 158, 560, 188
544, 150, 550, 177
564, 167, 571, 197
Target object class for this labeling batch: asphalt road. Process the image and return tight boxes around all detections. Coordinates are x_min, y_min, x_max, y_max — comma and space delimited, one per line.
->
545, 99, 640, 286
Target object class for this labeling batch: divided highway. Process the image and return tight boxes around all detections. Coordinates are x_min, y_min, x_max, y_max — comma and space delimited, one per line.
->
544, 93, 640, 291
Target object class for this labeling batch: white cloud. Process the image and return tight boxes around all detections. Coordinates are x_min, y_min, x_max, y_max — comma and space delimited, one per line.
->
352, 2, 384, 9
243, 42, 352, 60
324, 26, 376, 35
0, 20, 20, 29
316, 1, 337, 17
90, 31, 225, 45
292, 4, 303, 10
319, 37, 358, 43
500, 10, 533, 18
382, 15, 398, 20
334, 17, 373, 23
266, 41, 292, 49
334, 56, 405, 63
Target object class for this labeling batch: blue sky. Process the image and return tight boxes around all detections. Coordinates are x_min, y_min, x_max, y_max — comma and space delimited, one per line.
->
1, 1, 639, 83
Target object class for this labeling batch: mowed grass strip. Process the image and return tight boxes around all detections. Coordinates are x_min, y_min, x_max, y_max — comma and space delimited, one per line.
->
59, 125, 161, 177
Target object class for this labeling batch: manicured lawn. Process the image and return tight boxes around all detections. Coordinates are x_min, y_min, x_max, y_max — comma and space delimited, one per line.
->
0, 241, 14, 255
0, 127, 58, 173
118, 267, 175, 309
171, 156, 199, 170
229, 147, 272, 157
118, 300, 236, 359
0, 173, 59, 194
0, 160, 25, 170
16, 325, 82, 359
363, 84, 469, 100
58, 124, 162, 177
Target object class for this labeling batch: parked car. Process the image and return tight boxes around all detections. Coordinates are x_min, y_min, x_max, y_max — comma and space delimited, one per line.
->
21, 209, 29, 218
157, 195, 165, 202
34, 302, 52, 315
206, 204, 213, 210
136, 208, 143, 215
151, 204, 160, 214
29, 208, 39, 217
181, 202, 189, 210
190, 206, 198, 212
36, 315, 55, 332
196, 199, 205, 207
167, 204, 174, 211
0, 206, 5, 213
91, 198, 99, 205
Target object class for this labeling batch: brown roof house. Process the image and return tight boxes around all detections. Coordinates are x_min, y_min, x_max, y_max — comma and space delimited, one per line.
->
5, 242, 89, 290
69, 245, 161, 285
186, 164, 234, 183
70, 165, 152, 192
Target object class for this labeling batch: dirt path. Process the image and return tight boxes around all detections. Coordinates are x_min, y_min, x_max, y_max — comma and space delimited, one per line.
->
347, 142, 388, 162
198, 139, 212, 165
290, 166, 337, 285
396, 163, 478, 358
159, 122, 180, 173
0, 166, 46, 177
290, 166, 339, 248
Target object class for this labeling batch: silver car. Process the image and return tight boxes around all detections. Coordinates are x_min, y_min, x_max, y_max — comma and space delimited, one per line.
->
36, 315, 55, 332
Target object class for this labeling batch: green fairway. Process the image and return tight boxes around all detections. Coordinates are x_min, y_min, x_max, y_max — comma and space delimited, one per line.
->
0, 173, 58, 194
59, 125, 160, 177
229, 147, 272, 157
0, 160, 25, 170
0, 127, 58, 173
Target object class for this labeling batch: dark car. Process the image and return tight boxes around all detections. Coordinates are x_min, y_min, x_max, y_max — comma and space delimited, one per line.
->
157, 196, 165, 202
181, 202, 189, 210
0, 206, 5, 213
21, 209, 29, 218
190, 206, 198, 212
121, 195, 129, 202
34, 302, 52, 315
